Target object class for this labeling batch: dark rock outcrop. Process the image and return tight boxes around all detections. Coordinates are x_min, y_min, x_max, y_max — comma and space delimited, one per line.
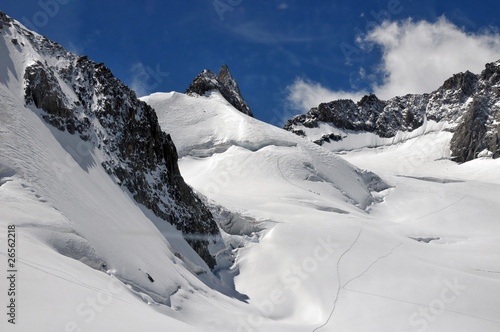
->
20, 20, 219, 267
313, 133, 343, 146
186, 65, 253, 117
448, 61, 500, 162
285, 60, 500, 162
450, 96, 489, 162
0, 10, 13, 29
447, 62, 500, 162
284, 93, 427, 139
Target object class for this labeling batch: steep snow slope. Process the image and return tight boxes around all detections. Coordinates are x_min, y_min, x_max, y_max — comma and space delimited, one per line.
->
0, 12, 253, 332
0, 84, 225, 331
1, 10, 219, 267
144, 91, 500, 331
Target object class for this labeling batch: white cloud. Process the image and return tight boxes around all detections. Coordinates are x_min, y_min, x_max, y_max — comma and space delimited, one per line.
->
286, 16, 500, 113
286, 78, 366, 112
367, 16, 500, 99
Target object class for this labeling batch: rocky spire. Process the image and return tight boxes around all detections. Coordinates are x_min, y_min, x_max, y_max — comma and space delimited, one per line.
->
186, 65, 253, 117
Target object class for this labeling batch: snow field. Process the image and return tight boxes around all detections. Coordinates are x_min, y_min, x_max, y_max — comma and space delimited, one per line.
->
147, 91, 500, 331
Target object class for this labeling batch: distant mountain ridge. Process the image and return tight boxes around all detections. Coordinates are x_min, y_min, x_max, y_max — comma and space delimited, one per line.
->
284, 61, 500, 163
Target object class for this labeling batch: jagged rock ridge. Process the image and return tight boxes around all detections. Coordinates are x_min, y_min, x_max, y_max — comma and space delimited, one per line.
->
285, 62, 500, 163
0, 11, 219, 268
186, 64, 253, 117
284, 93, 430, 139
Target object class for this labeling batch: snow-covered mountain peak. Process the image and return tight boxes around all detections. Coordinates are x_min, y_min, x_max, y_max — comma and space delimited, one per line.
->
1, 8, 224, 292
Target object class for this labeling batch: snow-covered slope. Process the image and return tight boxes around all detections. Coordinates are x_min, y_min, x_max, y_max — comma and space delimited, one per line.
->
142, 91, 384, 211
143, 91, 500, 331
1, 9, 500, 332
0, 11, 249, 332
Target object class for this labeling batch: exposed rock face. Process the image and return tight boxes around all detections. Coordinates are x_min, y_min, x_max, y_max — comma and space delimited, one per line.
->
313, 133, 343, 146
450, 96, 490, 162
438, 62, 500, 162
16, 15, 219, 267
283, 93, 427, 139
284, 60, 500, 162
448, 63, 500, 162
376, 93, 429, 137
186, 65, 253, 117
0, 10, 13, 29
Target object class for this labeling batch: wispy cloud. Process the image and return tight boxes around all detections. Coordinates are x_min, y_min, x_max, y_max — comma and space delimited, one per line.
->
130, 63, 149, 97
231, 21, 328, 45
129, 63, 169, 97
286, 16, 500, 113
66, 41, 83, 55
277, 3, 288, 10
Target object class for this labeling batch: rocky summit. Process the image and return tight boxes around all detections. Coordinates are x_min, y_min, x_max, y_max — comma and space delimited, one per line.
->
186, 64, 253, 117
285, 61, 500, 163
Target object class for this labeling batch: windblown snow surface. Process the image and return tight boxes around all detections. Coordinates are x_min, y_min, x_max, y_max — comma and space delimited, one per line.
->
142, 91, 500, 331
0, 21, 499, 331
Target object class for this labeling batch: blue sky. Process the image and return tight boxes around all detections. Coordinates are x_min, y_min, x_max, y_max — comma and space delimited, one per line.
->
3, 1, 500, 125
